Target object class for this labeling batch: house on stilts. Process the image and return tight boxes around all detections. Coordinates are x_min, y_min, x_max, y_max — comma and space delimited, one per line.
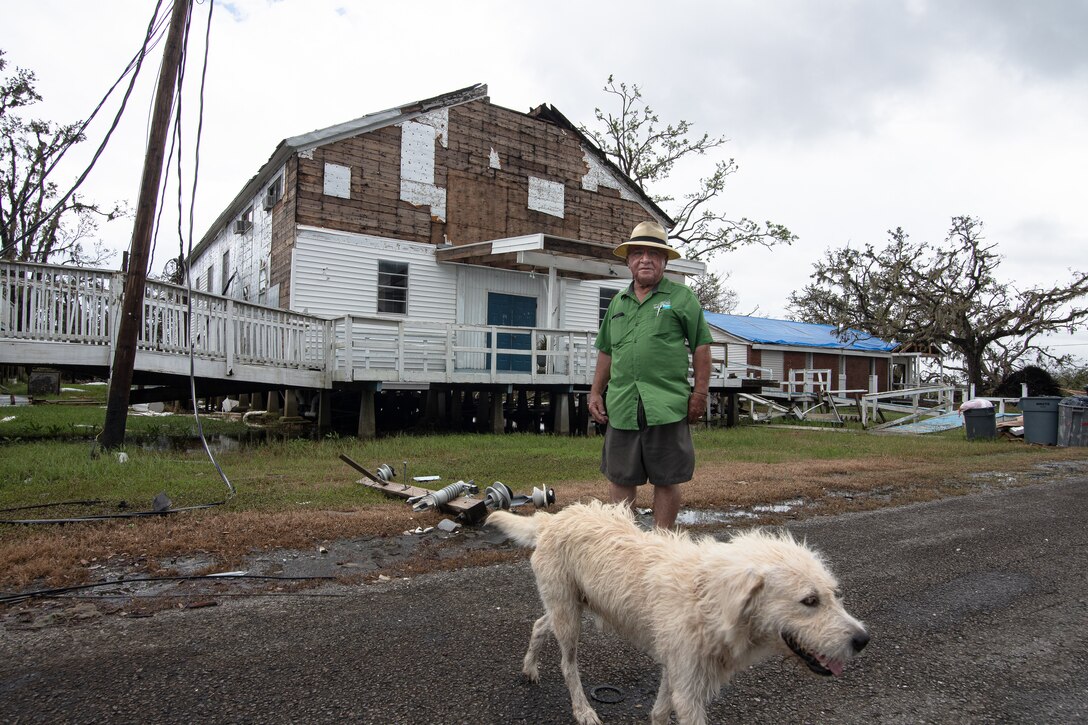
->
186, 83, 726, 436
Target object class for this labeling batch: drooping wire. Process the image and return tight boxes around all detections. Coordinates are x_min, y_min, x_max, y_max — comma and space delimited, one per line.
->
0, 0, 170, 259
178, 0, 236, 498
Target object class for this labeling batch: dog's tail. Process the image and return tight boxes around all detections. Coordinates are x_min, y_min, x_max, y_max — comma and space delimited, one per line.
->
486, 509, 547, 547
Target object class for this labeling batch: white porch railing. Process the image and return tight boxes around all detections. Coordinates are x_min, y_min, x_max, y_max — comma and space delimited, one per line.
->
333, 315, 599, 385
1, 261, 330, 384
1, 261, 603, 387
4, 261, 754, 391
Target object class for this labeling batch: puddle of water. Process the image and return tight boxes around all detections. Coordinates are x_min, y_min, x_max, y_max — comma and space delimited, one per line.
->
676, 498, 807, 526
676, 509, 757, 525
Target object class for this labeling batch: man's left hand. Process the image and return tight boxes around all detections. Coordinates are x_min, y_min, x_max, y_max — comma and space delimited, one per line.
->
687, 393, 708, 423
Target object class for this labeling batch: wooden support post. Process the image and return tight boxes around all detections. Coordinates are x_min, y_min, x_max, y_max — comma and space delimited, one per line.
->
266, 390, 281, 416
489, 392, 504, 434
474, 391, 488, 433
358, 389, 377, 439
424, 389, 441, 429
283, 389, 299, 418
317, 390, 332, 433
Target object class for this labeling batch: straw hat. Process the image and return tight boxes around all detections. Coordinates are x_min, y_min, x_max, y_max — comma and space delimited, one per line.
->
613, 221, 680, 260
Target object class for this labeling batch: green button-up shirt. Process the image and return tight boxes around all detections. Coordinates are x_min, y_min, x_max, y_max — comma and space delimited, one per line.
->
595, 276, 712, 430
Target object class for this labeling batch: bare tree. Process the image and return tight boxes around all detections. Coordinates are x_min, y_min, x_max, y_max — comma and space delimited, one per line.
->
788, 216, 1088, 392
0, 50, 123, 266
690, 270, 739, 314
582, 76, 795, 261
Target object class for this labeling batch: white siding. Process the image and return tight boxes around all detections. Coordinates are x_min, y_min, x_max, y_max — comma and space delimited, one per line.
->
761, 350, 784, 385
189, 168, 278, 306
727, 343, 748, 367
562, 279, 625, 331
457, 266, 547, 326
291, 229, 456, 320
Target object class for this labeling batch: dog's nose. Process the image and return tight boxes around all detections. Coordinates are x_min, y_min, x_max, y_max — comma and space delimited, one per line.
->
851, 630, 870, 653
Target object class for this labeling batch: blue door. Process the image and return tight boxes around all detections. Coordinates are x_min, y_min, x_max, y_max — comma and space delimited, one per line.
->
487, 292, 537, 372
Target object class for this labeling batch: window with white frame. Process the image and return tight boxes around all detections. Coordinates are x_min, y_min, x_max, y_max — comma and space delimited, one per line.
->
221, 249, 231, 295
377, 260, 408, 314
599, 288, 618, 325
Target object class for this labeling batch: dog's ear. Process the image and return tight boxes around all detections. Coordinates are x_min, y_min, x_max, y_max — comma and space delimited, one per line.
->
695, 566, 765, 628
738, 569, 766, 621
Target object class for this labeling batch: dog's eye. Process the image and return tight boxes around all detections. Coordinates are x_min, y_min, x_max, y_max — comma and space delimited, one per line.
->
801, 595, 819, 607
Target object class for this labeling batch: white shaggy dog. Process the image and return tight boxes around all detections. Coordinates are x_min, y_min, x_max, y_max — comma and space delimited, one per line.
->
488, 501, 869, 725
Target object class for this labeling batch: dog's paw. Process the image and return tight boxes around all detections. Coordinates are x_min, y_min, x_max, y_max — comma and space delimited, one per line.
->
521, 664, 540, 683
573, 706, 602, 725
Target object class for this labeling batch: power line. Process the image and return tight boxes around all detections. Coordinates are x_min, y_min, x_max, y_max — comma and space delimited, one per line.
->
0, 1, 171, 258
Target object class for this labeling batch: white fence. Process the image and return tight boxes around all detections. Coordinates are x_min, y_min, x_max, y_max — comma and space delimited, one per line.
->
1, 261, 605, 387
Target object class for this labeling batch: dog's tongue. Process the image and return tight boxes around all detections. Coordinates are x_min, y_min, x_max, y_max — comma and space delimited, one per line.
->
819, 655, 845, 676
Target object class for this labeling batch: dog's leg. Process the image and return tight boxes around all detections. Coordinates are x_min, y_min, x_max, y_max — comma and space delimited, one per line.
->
550, 602, 601, 725
650, 666, 674, 725
664, 658, 708, 725
522, 613, 551, 683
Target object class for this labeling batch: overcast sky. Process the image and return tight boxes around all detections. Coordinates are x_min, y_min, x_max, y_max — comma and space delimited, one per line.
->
4, 0, 1087, 361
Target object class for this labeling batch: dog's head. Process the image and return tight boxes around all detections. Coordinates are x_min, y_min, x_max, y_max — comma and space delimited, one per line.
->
701, 530, 869, 677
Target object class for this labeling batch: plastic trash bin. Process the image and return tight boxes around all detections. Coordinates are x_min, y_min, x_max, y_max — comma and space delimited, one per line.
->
1057, 396, 1088, 447
1019, 396, 1062, 445
963, 407, 997, 441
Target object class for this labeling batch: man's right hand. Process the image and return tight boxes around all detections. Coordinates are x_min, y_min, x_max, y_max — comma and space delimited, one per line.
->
588, 392, 608, 425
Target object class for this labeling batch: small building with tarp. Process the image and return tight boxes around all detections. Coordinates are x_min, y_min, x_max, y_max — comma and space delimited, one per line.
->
703, 313, 908, 395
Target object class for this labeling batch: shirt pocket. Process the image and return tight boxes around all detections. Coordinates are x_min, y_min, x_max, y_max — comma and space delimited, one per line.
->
609, 313, 636, 348
650, 306, 679, 338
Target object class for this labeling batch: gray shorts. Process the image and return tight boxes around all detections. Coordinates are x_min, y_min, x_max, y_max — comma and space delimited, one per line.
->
600, 402, 695, 487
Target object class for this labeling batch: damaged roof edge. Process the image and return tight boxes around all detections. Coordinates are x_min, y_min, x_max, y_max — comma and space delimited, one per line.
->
190, 84, 488, 261
526, 103, 674, 229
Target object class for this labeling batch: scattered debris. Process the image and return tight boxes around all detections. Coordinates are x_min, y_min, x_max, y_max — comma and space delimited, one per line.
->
338, 454, 555, 524
115, 452, 129, 464
437, 518, 460, 533
409, 480, 478, 512
151, 492, 172, 512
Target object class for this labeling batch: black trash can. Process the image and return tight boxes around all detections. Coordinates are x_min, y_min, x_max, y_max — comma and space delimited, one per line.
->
1057, 396, 1088, 447
963, 407, 997, 441
1019, 396, 1062, 445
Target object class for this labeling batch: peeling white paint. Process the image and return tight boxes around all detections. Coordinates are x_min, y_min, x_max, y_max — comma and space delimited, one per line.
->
298, 148, 314, 160
528, 176, 565, 218
581, 149, 637, 201
413, 108, 449, 148
323, 162, 351, 199
398, 112, 448, 221
401, 179, 447, 221
489, 147, 501, 169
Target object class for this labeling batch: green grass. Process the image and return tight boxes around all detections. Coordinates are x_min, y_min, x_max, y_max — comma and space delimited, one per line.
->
0, 383, 253, 442
3, 421, 1081, 518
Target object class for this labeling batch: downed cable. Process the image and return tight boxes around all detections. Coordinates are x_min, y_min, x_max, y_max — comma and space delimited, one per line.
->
0, 573, 336, 605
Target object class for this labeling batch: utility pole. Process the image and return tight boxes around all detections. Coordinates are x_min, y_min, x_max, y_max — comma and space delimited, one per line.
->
101, 0, 192, 449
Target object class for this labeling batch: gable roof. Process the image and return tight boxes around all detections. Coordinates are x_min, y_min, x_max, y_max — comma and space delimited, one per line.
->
192, 83, 669, 259
193, 84, 489, 258
704, 312, 898, 352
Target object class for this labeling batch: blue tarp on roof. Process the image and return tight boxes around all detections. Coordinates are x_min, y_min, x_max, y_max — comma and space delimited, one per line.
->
703, 312, 898, 352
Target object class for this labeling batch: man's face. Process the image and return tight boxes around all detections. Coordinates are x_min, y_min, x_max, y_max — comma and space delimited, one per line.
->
626, 246, 667, 287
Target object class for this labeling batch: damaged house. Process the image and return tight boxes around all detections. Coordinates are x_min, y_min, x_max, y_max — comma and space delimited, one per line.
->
187, 83, 706, 435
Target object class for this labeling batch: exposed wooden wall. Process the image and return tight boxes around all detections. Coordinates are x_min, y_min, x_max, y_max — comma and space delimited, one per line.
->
282, 99, 654, 254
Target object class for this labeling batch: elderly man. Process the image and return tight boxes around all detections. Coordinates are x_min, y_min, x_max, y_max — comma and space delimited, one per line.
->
589, 221, 712, 529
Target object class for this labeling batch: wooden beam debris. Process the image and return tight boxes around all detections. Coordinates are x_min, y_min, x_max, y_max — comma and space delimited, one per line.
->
339, 454, 488, 523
